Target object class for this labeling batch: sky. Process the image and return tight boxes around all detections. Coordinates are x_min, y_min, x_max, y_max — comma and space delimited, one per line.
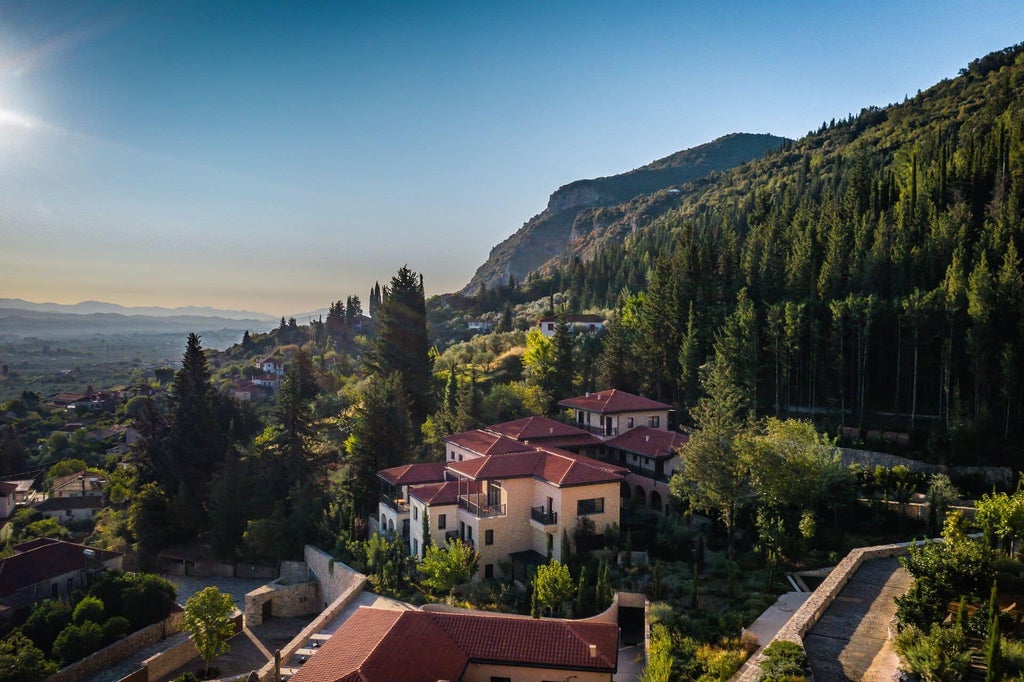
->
1, 1, 1023, 316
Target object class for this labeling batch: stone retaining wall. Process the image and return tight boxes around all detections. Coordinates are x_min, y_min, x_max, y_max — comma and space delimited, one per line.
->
48, 611, 184, 682
303, 545, 364, 609
256, 551, 368, 682
733, 541, 915, 682
244, 580, 320, 626
139, 613, 242, 682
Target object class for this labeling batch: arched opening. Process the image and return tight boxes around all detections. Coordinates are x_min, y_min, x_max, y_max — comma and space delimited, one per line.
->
634, 485, 647, 509
651, 490, 663, 514
387, 518, 395, 533
620, 481, 632, 501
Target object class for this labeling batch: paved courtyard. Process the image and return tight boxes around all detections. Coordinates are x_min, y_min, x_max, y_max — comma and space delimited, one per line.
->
803, 557, 911, 681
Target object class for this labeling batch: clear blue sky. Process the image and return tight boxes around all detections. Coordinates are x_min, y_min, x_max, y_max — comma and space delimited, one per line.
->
1, 0, 1022, 315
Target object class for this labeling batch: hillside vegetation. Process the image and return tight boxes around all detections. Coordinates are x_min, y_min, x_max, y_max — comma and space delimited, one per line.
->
509, 44, 1024, 461
464, 133, 786, 293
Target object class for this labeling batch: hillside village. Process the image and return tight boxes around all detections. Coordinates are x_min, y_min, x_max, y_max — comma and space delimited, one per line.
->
4, 41, 1024, 682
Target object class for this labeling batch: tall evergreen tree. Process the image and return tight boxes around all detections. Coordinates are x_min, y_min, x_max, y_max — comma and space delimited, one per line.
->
367, 266, 433, 428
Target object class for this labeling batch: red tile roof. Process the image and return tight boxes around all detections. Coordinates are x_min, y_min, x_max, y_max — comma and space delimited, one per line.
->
290, 608, 468, 682
431, 610, 618, 671
558, 388, 671, 414
605, 426, 689, 459
446, 430, 533, 456
446, 448, 622, 487
0, 482, 16, 497
291, 607, 618, 682
0, 539, 121, 597
407, 481, 463, 506
377, 461, 446, 486
487, 416, 602, 449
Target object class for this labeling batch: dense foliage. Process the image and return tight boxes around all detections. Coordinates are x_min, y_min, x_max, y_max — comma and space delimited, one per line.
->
516, 44, 1024, 461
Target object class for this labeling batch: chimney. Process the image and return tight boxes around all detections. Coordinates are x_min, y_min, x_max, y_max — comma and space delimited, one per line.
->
549, 427, 554, 434
589, 644, 598, 658
645, 435, 650, 442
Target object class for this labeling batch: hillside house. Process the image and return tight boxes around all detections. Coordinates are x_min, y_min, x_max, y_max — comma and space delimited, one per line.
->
0, 539, 122, 615
601, 426, 688, 514
51, 470, 104, 498
467, 319, 495, 333
558, 388, 671, 438
536, 313, 606, 338
379, 437, 623, 580
289, 605, 618, 682
35, 495, 103, 524
0, 482, 16, 519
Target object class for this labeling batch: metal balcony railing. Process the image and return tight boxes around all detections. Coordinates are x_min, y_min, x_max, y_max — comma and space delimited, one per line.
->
379, 493, 409, 513
458, 495, 506, 518
531, 506, 558, 525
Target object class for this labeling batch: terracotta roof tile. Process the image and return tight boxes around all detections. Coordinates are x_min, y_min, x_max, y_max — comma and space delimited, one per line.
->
377, 461, 446, 486
558, 388, 671, 414
292, 607, 617, 682
486, 416, 602, 449
408, 481, 464, 506
446, 430, 533, 456
605, 426, 688, 459
446, 447, 622, 487
290, 608, 468, 682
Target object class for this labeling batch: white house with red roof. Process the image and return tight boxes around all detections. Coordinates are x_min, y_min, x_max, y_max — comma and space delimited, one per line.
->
536, 313, 606, 338
0, 538, 122, 614
378, 432, 624, 580
289, 605, 618, 682
558, 388, 671, 438
603, 426, 689, 514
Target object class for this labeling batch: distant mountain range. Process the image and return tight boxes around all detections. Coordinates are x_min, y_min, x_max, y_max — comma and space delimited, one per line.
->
0, 307, 276, 340
463, 132, 787, 293
0, 298, 280, 322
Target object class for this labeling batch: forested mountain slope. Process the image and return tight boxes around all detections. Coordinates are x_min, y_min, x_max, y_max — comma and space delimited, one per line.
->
542, 44, 1024, 461
463, 133, 786, 293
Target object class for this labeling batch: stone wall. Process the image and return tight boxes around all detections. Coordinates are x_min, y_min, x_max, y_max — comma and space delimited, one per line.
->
279, 560, 310, 583
256, 546, 368, 682
303, 545, 364, 609
244, 580, 320, 627
49, 610, 184, 682
139, 613, 242, 682
839, 448, 1012, 487
733, 541, 914, 682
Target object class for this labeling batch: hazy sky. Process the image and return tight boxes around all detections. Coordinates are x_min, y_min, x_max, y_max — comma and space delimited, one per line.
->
1, 1, 1022, 316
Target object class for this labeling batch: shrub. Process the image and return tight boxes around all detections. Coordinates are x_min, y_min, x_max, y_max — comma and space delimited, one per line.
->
758, 640, 809, 681
0, 630, 58, 681
72, 596, 105, 625
21, 599, 72, 653
52, 621, 104, 664
121, 574, 176, 629
102, 616, 130, 643
893, 623, 971, 681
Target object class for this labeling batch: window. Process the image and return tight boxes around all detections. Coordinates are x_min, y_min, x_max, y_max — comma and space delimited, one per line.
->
485, 564, 494, 578
458, 454, 463, 461
412, 539, 418, 556
437, 513, 446, 530
449, 450, 455, 460
413, 506, 418, 521
627, 417, 634, 428
648, 415, 660, 428
485, 529, 494, 545
577, 498, 605, 515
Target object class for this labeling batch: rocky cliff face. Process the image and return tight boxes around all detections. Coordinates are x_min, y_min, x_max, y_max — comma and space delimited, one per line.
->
463, 133, 786, 294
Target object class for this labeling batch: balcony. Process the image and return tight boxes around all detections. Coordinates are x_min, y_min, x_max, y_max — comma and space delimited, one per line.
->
530, 506, 558, 526
575, 422, 618, 437
623, 464, 671, 484
458, 495, 506, 518
379, 493, 410, 513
